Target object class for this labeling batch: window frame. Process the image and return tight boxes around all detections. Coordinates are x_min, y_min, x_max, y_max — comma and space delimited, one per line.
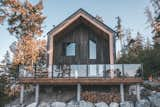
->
88, 39, 97, 59
64, 42, 76, 57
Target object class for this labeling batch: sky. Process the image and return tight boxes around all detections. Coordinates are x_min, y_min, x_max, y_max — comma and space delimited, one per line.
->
0, 0, 152, 61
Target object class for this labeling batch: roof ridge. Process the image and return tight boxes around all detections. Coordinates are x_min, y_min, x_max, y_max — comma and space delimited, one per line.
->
47, 8, 116, 35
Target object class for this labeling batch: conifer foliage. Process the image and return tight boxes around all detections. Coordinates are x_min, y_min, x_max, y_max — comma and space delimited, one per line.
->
0, 0, 46, 71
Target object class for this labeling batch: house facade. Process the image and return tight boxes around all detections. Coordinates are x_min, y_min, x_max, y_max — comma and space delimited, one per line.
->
47, 8, 115, 78
19, 9, 143, 105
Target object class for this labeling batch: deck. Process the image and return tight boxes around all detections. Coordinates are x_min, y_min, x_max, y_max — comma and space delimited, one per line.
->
19, 64, 143, 85
19, 77, 143, 85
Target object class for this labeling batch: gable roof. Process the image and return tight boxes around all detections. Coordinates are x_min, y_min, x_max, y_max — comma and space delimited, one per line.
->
47, 8, 116, 36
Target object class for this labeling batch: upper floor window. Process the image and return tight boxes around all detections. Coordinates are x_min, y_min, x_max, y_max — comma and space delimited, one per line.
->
89, 40, 96, 59
66, 42, 76, 56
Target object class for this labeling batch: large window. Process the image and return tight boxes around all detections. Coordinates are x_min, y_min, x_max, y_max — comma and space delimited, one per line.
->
66, 43, 76, 56
89, 40, 96, 59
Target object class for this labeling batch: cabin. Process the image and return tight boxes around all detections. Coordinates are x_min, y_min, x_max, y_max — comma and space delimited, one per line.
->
19, 9, 143, 105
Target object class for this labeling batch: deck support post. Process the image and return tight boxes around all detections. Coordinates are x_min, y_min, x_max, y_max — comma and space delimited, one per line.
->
77, 83, 81, 103
136, 83, 141, 101
35, 84, 39, 104
20, 84, 24, 105
120, 83, 125, 102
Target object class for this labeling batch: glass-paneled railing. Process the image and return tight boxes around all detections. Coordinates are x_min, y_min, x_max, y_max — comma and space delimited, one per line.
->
19, 64, 143, 78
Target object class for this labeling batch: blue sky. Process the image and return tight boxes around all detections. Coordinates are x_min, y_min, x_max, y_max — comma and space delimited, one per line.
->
0, 0, 151, 61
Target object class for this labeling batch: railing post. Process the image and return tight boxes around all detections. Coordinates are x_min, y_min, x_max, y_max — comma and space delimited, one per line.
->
20, 84, 24, 105
120, 83, 125, 102
52, 65, 54, 79
34, 64, 37, 79
96, 64, 99, 77
136, 83, 141, 101
122, 64, 125, 78
17, 64, 20, 79
86, 64, 88, 77
77, 83, 81, 103
141, 63, 144, 79
104, 64, 106, 78
35, 84, 39, 104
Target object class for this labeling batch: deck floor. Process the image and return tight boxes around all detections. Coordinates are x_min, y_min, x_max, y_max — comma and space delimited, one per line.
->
19, 77, 143, 85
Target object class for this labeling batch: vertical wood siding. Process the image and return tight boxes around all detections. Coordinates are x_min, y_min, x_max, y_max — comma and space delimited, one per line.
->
53, 23, 110, 65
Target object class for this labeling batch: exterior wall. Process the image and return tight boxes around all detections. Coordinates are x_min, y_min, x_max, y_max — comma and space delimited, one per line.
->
53, 24, 110, 65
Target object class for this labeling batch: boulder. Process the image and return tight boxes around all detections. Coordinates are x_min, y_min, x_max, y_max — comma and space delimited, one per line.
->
79, 100, 95, 107
120, 101, 134, 107
148, 93, 160, 107
51, 102, 66, 107
141, 88, 152, 98
109, 102, 119, 107
13, 105, 21, 107
66, 101, 78, 107
135, 99, 150, 107
39, 102, 50, 107
7, 105, 21, 107
26, 102, 37, 107
95, 102, 108, 107
155, 92, 160, 97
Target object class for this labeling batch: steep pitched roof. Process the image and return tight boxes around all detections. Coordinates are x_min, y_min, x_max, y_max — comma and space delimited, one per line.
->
47, 8, 116, 36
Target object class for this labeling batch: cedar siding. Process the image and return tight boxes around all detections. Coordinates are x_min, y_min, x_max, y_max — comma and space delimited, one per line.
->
53, 23, 110, 65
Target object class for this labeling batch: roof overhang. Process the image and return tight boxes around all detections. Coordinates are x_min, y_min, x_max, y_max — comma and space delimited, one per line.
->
47, 9, 116, 37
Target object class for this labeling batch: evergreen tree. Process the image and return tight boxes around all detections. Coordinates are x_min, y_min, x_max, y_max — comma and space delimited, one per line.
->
0, 75, 10, 107
1, 51, 11, 65
145, 37, 152, 50
115, 16, 125, 59
145, 0, 160, 47
0, 0, 7, 24
1, 0, 46, 71
1, 51, 11, 72
134, 32, 144, 51
115, 16, 124, 49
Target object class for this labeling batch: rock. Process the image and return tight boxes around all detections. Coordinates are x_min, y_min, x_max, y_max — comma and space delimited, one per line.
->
95, 102, 108, 107
109, 102, 119, 107
6, 105, 21, 107
148, 93, 160, 107
66, 103, 77, 107
129, 85, 137, 95
51, 102, 66, 107
26, 102, 37, 107
141, 88, 152, 98
135, 99, 150, 107
39, 102, 50, 107
66, 101, 78, 107
79, 100, 95, 107
120, 101, 134, 107
155, 92, 160, 97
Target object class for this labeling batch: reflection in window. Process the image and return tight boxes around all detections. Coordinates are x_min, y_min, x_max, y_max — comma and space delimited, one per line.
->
66, 43, 76, 56
89, 40, 96, 59
98, 65, 104, 77
88, 65, 97, 77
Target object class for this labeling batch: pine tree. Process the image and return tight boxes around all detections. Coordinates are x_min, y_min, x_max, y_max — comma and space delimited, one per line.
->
1, 51, 10, 65
134, 32, 144, 51
115, 16, 125, 58
1, 0, 46, 71
0, 75, 10, 107
145, 0, 160, 47
145, 37, 152, 50
1, 51, 11, 72
116, 16, 124, 49
0, 0, 7, 24
36, 40, 47, 70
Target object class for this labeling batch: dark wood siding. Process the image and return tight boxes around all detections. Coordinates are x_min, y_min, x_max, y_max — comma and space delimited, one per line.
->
53, 23, 110, 65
